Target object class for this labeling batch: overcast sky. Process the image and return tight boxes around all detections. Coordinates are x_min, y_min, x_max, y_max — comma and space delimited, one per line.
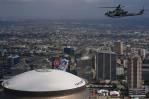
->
0, 0, 148, 20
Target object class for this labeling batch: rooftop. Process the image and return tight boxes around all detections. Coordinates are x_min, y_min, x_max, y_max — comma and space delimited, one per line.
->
2, 69, 86, 92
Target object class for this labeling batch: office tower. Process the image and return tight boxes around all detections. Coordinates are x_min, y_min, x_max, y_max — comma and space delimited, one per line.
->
114, 41, 124, 55
2, 55, 20, 75
142, 59, 149, 81
128, 55, 146, 98
128, 55, 142, 88
138, 48, 146, 59
0, 57, 3, 78
77, 56, 94, 80
7, 55, 20, 67
64, 47, 74, 55
95, 51, 117, 81
0, 54, 7, 78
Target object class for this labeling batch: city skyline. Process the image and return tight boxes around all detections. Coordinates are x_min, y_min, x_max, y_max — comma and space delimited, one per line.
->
0, 18, 149, 98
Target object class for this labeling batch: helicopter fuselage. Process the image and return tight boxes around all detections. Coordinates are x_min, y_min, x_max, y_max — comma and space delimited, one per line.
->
105, 10, 144, 18
103, 5, 144, 18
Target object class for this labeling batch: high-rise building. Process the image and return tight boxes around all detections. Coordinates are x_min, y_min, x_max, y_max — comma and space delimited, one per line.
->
142, 59, 149, 81
114, 41, 124, 55
64, 47, 75, 55
0, 57, 3, 78
0, 54, 7, 78
7, 55, 20, 67
77, 56, 94, 80
95, 51, 117, 81
2, 55, 20, 75
138, 48, 146, 59
127, 55, 146, 98
128, 55, 142, 88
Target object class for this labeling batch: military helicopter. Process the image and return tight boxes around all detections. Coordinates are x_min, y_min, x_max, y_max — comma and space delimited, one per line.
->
100, 4, 144, 18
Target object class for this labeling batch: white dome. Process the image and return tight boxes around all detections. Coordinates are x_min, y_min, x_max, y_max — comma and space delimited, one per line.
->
2, 69, 86, 92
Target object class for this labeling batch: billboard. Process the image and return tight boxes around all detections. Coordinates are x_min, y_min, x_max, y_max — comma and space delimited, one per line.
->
53, 57, 61, 68
58, 58, 69, 71
52, 57, 69, 71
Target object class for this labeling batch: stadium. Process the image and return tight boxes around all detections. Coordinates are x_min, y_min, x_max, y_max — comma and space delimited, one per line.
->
1, 69, 88, 99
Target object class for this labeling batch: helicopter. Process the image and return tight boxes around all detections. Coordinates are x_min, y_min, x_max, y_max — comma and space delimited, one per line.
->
100, 4, 144, 18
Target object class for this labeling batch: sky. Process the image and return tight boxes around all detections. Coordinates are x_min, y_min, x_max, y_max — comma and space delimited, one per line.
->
0, 0, 148, 20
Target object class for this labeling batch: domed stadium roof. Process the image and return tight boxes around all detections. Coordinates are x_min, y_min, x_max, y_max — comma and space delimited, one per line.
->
2, 69, 86, 92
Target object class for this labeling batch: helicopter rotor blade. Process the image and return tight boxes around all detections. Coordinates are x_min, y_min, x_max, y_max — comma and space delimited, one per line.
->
99, 7, 117, 8
99, 5, 125, 8
118, 4, 125, 8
